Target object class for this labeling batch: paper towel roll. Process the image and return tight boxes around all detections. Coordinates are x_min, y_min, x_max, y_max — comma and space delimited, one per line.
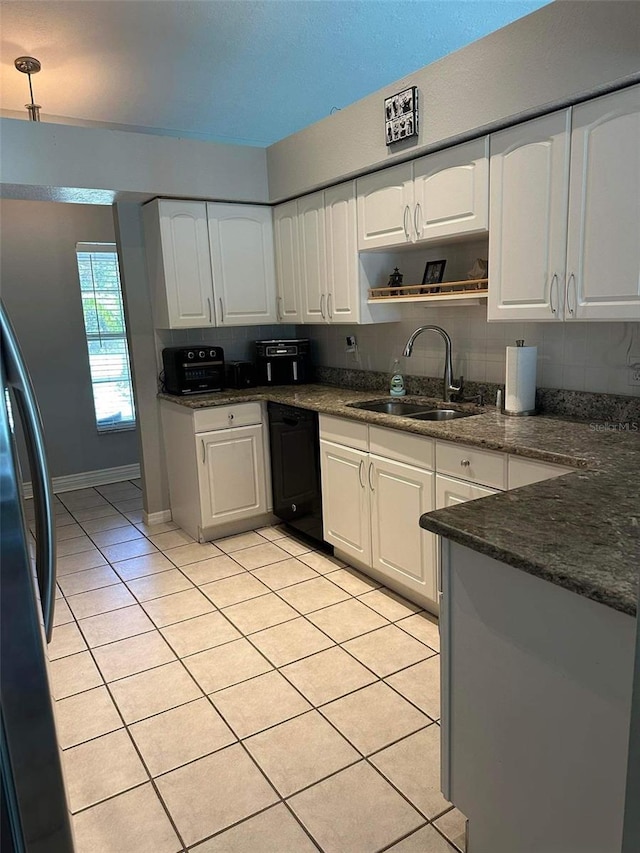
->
505, 345, 537, 414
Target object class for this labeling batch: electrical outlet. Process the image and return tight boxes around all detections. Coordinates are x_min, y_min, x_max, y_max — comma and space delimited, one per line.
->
346, 335, 357, 353
627, 354, 640, 386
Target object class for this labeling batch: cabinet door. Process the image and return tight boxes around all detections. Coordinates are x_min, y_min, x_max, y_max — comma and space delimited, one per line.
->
356, 162, 413, 250
207, 204, 277, 326
566, 86, 640, 320
413, 137, 489, 243
370, 455, 438, 603
157, 201, 215, 328
435, 474, 498, 510
325, 181, 360, 324
320, 439, 371, 565
298, 192, 328, 323
197, 425, 267, 528
488, 111, 570, 322
273, 200, 302, 323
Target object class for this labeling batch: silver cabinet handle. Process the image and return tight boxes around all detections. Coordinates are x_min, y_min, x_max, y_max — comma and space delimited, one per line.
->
414, 203, 422, 239
1, 304, 56, 641
549, 273, 558, 315
403, 205, 411, 240
461, 459, 471, 468
201, 439, 206, 463
327, 292, 333, 320
566, 273, 576, 317
219, 297, 225, 324
228, 412, 234, 421
368, 461, 375, 491
207, 297, 212, 324
276, 296, 283, 322
320, 293, 326, 320
358, 459, 365, 488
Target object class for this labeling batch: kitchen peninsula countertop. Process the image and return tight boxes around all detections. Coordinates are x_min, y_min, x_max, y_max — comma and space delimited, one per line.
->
159, 384, 640, 616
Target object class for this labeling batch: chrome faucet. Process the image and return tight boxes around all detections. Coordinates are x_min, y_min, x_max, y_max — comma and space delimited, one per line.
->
402, 325, 463, 403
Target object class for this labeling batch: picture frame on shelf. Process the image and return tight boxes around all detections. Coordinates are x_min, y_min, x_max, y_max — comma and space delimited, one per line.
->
421, 259, 446, 293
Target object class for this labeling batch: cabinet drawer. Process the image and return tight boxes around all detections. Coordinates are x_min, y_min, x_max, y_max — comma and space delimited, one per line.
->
194, 402, 262, 433
436, 441, 507, 490
369, 426, 434, 470
319, 415, 368, 451
508, 456, 574, 489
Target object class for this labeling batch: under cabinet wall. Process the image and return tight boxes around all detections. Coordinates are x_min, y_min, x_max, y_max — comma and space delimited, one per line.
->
301, 310, 640, 397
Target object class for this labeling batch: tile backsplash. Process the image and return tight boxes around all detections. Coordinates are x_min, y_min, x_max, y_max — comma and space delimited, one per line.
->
151, 312, 639, 399
298, 306, 640, 397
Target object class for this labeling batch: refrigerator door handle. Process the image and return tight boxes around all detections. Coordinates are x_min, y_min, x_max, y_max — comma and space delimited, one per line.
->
1, 303, 56, 641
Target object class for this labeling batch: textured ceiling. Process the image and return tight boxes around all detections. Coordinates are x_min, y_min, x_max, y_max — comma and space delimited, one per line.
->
0, 0, 549, 146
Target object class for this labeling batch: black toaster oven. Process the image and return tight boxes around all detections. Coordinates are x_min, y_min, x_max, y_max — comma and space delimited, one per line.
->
161, 346, 225, 395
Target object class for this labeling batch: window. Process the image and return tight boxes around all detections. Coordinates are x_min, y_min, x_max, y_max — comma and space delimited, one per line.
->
75, 243, 136, 432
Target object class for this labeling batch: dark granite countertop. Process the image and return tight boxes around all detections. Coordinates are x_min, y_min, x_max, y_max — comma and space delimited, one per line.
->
159, 384, 640, 616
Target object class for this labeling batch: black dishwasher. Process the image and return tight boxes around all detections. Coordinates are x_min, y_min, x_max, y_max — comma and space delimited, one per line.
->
267, 402, 326, 548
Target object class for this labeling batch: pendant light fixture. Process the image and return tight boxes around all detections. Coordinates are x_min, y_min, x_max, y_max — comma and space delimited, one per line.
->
14, 56, 42, 121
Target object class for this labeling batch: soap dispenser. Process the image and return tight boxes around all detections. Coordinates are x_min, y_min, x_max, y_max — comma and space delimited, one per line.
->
389, 359, 406, 397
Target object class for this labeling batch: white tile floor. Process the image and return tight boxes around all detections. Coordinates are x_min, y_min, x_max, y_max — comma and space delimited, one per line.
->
32, 480, 467, 853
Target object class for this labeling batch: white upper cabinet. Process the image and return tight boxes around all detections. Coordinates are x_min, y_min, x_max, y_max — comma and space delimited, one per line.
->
144, 200, 215, 328
566, 86, 640, 320
488, 85, 640, 322
413, 137, 489, 242
298, 191, 327, 323
277, 181, 392, 325
273, 200, 302, 323
488, 110, 571, 321
325, 181, 359, 323
144, 198, 277, 329
356, 162, 413, 250
356, 140, 489, 250
207, 203, 277, 326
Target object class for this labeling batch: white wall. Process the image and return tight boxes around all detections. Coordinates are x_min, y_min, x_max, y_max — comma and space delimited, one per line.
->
0, 118, 269, 204
0, 199, 140, 478
307, 308, 640, 398
267, 0, 640, 200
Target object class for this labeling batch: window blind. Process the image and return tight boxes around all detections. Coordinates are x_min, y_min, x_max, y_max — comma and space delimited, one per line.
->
75, 243, 136, 433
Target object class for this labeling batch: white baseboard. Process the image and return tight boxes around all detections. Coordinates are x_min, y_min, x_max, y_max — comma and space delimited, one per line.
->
23, 463, 141, 499
144, 509, 173, 525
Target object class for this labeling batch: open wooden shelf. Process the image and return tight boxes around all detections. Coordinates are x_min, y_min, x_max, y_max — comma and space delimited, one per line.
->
368, 277, 488, 305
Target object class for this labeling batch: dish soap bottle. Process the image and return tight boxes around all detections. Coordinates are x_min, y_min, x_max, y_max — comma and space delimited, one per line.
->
389, 359, 406, 397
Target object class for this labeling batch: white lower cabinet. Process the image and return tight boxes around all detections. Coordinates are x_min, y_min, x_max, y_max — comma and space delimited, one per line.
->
436, 474, 499, 509
197, 425, 267, 528
320, 439, 371, 566
370, 455, 438, 603
161, 401, 271, 541
319, 417, 438, 610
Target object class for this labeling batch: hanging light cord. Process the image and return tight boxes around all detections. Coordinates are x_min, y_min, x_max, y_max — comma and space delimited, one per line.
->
27, 71, 36, 108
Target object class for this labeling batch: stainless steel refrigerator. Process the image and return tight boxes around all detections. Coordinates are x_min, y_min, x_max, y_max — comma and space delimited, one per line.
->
0, 301, 75, 852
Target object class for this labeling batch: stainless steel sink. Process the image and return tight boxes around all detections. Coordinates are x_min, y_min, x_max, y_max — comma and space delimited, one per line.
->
410, 409, 473, 421
348, 400, 434, 415
347, 399, 478, 420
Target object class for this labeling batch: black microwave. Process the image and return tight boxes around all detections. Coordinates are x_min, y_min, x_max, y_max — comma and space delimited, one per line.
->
161, 346, 225, 395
